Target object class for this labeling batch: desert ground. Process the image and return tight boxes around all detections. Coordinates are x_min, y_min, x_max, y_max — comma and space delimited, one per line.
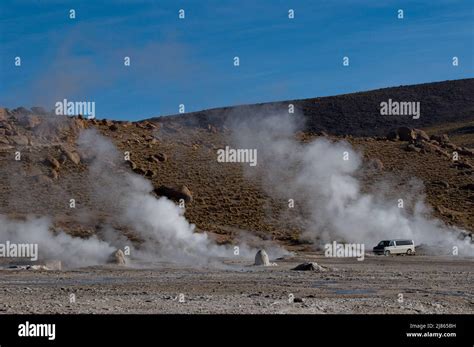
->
0, 252, 472, 314
0, 79, 473, 314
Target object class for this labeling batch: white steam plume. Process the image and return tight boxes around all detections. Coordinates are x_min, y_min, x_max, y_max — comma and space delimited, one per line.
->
0, 215, 115, 267
0, 128, 289, 268
77, 129, 270, 265
229, 111, 473, 255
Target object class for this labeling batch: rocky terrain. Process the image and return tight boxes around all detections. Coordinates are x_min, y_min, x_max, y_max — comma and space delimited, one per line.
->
0, 254, 472, 314
0, 78, 473, 314
0, 79, 473, 244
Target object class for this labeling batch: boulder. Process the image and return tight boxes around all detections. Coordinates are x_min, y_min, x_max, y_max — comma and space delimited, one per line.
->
292, 262, 326, 272
45, 156, 61, 170
30, 106, 48, 115
367, 158, 384, 170
454, 161, 473, 170
414, 129, 430, 141
9, 135, 29, 146
150, 153, 167, 163
254, 249, 270, 266
109, 249, 127, 265
254, 249, 276, 266
145, 169, 156, 178
0, 108, 9, 121
458, 147, 474, 157
133, 167, 146, 175
61, 147, 81, 165
431, 180, 450, 189
431, 134, 449, 144
34, 175, 53, 185
12, 107, 31, 115
127, 160, 137, 170
50, 169, 59, 180
405, 144, 421, 152
397, 127, 416, 141
100, 119, 113, 126
460, 183, 474, 191
109, 124, 119, 131
386, 130, 399, 141
154, 185, 193, 203
180, 185, 193, 202
18, 114, 42, 129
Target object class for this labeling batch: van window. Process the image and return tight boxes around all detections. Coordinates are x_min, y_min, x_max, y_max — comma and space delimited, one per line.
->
396, 240, 412, 246
389, 241, 395, 246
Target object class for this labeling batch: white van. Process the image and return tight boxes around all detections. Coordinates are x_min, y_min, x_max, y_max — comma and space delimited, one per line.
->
373, 239, 415, 255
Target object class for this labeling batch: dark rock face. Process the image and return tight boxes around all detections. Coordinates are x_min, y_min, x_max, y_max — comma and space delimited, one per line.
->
154, 185, 193, 203
149, 79, 474, 137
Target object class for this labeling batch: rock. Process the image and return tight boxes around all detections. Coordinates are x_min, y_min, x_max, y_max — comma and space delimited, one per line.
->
208, 124, 218, 133
145, 169, 156, 178
458, 148, 474, 157
150, 153, 167, 163
292, 262, 327, 272
405, 144, 421, 152
30, 106, 48, 115
431, 180, 449, 189
109, 249, 127, 265
9, 135, 29, 146
61, 147, 81, 165
34, 175, 53, 185
72, 118, 86, 130
367, 158, 384, 170
0, 144, 14, 151
254, 249, 276, 266
127, 160, 137, 170
133, 167, 146, 175
454, 161, 473, 170
45, 157, 60, 170
50, 169, 59, 180
144, 121, 157, 129
100, 119, 113, 126
419, 141, 441, 153
431, 134, 449, 144
443, 142, 457, 150
435, 148, 450, 158
0, 108, 9, 121
397, 127, 416, 141
460, 183, 474, 191
44, 260, 62, 270
109, 124, 119, 131
386, 130, 399, 141
154, 185, 193, 203
12, 107, 31, 115
180, 185, 193, 202
18, 114, 42, 129
414, 129, 430, 141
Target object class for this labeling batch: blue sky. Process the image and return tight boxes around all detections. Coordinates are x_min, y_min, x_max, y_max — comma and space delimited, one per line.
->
1, 0, 473, 121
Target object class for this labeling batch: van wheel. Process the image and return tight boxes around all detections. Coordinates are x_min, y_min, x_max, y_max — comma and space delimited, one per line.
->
406, 249, 412, 255
384, 250, 390, 256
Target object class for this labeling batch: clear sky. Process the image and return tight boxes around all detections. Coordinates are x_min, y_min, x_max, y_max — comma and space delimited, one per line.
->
1, 0, 473, 121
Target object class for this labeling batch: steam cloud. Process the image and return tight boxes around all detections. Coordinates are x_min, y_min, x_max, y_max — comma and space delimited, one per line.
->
1, 129, 275, 268
229, 111, 473, 256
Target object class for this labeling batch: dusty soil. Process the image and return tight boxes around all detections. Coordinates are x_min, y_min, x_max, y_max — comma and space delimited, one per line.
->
0, 253, 472, 314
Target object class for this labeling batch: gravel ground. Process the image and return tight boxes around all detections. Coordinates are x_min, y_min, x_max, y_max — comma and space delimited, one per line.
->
0, 253, 472, 314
